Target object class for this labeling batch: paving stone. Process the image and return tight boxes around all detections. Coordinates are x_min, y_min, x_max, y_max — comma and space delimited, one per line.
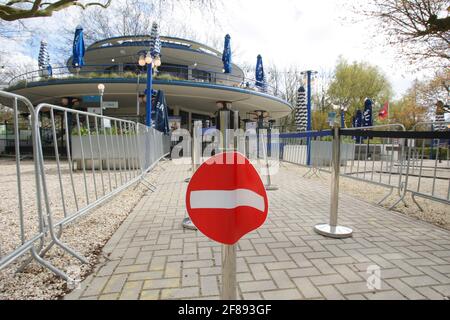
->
82, 276, 109, 297
249, 264, 271, 281
365, 290, 406, 300
114, 264, 148, 274
140, 289, 160, 300
385, 279, 425, 299
119, 281, 143, 300
317, 285, 345, 300
286, 267, 321, 278
334, 265, 362, 282
128, 271, 164, 281
401, 275, 440, 287
99, 293, 120, 300
309, 274, 347, 286
262, 289, 302, 300
103, 274, 128, 294
293, 277, 322, 299
200, 276, 219, 296
335, 282, 379, 295
161, 287, 200, 299
143, 278, 181, 290
431, 285, 450, 298
269, 270, 295, 289
241, 292, 263, 300
239, 280, 277, 293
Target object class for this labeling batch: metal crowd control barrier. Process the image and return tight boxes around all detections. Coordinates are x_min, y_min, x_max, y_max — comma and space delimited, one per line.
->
0, 94, 169, 280
341, 128, 450, 210
279, 124, 432, 209
339, 124, 407, 207
0, 91, 46, 274
405, 122, 450, 210
279, 130, 333, 177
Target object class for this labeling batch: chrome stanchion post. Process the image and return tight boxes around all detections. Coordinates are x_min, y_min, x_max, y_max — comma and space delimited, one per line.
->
261, 128, 279, 191
314, 124, 353, 239
182, 121, 201, 230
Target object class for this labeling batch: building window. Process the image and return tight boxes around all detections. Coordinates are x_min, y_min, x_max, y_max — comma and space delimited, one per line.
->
192, 69, 213, 83
158, 63, 188, 80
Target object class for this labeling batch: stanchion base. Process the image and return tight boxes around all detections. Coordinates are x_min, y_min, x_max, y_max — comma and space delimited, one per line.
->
314, 224, 353, 239
265, 185, 279, 191
182, 217, 197, 230
184, 178, 191, 183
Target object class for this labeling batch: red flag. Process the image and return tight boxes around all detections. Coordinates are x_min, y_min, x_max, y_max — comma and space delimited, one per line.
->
379, 102, 389, 120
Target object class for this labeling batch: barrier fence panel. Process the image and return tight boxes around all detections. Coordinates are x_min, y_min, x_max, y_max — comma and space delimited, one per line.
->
0, 91, 45, 272
339, 124, 407, 205
279, 131, 333, 177
341, 129, 450, 210
0, 93, 169, 280
406, 122, 450, 210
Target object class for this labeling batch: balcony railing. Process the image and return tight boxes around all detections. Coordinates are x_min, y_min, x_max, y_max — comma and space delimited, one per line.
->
7, 64, 287, 101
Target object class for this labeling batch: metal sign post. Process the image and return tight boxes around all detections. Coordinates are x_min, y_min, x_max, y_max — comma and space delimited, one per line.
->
220, 104, 237, 300
314, 124, 353, 239
185, 103, 268, 300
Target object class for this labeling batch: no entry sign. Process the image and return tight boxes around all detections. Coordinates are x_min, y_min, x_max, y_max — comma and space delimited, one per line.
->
186, 152, 269, 245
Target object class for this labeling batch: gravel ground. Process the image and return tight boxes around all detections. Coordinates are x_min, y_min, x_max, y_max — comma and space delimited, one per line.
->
0, 158, 165, 300
280, 162, 450, 230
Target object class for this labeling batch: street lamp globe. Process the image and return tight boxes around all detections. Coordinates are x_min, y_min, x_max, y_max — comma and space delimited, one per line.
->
97, 83, 105, 94
153, 56, 161, 67
145, 52, 152, 65
138, 55, 146, 67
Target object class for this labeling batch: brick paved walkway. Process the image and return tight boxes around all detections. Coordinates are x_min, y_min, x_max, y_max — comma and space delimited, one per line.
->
65, 162, 450, 300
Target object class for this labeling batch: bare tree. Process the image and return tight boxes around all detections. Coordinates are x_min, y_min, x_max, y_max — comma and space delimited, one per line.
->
359, 0, 450, 68
0, 0, 112, 21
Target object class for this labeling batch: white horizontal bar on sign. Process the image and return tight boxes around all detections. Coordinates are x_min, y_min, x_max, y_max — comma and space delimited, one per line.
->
190, 189, 265, 212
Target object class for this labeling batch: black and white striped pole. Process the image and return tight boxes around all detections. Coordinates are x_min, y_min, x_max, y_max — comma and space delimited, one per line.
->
296, 86, 307, 132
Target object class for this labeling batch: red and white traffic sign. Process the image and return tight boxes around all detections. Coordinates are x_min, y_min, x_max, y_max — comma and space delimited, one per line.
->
186, 152, 269, 245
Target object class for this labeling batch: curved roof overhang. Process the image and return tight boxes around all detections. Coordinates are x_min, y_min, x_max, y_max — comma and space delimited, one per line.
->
8, 79, 292, 119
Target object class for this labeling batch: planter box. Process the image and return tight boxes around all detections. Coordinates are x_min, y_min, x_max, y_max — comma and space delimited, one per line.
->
71, 135, 140, 170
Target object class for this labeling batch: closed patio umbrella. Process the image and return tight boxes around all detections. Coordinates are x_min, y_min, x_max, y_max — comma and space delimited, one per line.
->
72, 25, 85, 69
255, 54, 267, 92
153, 90, 170, 134
354, 110, 363, 143
222, 34, 232, 74
363, 98, 373, 127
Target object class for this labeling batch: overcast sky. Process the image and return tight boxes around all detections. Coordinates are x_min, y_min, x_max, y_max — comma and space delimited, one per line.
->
215, 0, 422, 99
1, 0, 433, 98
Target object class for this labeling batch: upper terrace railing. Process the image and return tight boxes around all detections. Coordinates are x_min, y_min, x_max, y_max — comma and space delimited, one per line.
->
88, 35, 223, 57
7, 64, 287, 100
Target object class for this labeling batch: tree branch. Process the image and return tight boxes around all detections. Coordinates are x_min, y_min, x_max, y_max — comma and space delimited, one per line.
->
0, 0, 111, 21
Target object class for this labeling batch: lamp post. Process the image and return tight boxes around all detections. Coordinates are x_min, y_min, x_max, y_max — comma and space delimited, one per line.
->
97, 83, 105, 116
138, 50, 161, 127
300, 70, 317, 166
